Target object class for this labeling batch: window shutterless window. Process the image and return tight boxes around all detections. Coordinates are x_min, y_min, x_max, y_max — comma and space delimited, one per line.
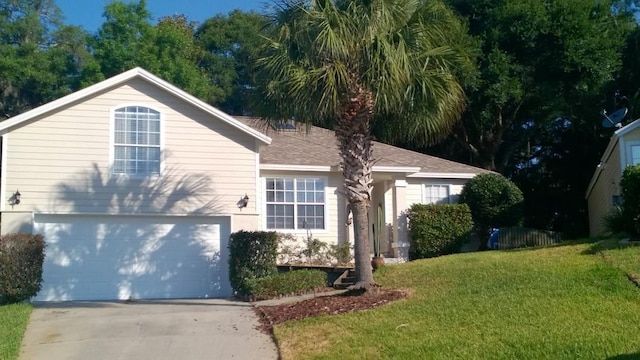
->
265, 177, 325, 230
631, 145, 640, 166
113, 106, 161, 175
423, 184, 450, 204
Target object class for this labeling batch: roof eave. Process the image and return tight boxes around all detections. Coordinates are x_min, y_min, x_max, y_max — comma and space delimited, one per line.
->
260, 164, 335, 172
0, 67, 272, 145
372, 166, 421, 174
614, 118, 640, 137
585, 135, 619, 199
585, 120, 637, 199
259, 164, 426, 174
407, 172, 478, 179
135, 69, 271, 145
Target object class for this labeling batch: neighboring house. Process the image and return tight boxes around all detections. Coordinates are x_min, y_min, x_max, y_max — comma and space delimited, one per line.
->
586, 119, 640, 236
0, 68, 488, 301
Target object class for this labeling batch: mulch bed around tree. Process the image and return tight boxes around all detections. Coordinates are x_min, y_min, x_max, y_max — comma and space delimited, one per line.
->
254, 287, 408, 333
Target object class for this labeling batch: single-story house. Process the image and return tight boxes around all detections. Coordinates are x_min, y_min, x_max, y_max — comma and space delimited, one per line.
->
586, 118, 640, 236
0, 68, 488, 301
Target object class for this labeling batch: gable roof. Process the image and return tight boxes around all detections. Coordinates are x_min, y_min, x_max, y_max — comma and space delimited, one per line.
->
585, 118, 640, 198
0, 67, 271, 145
614, 118, 640, 138
237, 117, 490, 178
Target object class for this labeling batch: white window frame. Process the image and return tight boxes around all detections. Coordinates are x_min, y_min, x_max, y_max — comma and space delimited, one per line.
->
109, 104, 164, 177
262, 176, 328, 232
627, 140, 640, 167
422, 184, 451, 204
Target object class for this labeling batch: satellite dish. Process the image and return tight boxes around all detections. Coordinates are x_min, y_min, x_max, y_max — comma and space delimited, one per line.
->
601, 107, 627, 129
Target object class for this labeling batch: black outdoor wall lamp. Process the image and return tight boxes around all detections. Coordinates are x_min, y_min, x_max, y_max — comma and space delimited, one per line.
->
236, 194, 249, 209
10, 189, 21, 205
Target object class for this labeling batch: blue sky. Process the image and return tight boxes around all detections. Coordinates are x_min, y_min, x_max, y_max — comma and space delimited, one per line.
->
55, 0, 266, 33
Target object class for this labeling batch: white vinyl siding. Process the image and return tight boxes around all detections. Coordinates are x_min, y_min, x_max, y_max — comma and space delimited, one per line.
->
3, 78, 260, 228
423, 184, 450, 204
265, 177, 325, 230
113, 106, 161, 175
588, 142, 622, 236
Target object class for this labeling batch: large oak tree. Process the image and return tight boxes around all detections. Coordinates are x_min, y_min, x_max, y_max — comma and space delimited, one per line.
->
196, 10, 268, 115
90, 0, 215, 101
0, 0, 95, 116
441, 0, 633, 173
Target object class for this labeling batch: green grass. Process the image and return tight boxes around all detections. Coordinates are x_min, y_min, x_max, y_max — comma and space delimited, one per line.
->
0, 303, 32, 360
596, 239, 640, 280
274, 241, 640, 359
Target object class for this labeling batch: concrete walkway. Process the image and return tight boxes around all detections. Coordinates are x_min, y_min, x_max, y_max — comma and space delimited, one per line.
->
20, 299, 278, 360
252, 289, 346, 306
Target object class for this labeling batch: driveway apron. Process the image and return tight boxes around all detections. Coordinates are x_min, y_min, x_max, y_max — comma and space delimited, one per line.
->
19, 299, 278, 360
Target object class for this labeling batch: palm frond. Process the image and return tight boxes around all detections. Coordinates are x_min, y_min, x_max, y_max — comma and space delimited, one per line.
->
252, 0, 471, 144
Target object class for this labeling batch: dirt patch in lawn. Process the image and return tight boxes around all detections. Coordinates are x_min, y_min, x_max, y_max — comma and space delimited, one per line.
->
254, 287, 408, 332
627, 273, 640, 288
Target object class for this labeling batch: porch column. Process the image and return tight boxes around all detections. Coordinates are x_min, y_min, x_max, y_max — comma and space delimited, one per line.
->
344, 197, 354, 246
391, 179, 409, 261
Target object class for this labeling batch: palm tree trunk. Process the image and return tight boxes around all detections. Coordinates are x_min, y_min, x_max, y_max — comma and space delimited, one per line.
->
349, 197, 373, 285
336, 84, 376, 289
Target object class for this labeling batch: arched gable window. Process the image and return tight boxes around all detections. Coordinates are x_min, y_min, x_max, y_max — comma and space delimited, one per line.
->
113, 106, 161, 175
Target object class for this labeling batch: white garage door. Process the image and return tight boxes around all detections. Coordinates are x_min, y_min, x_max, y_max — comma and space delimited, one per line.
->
33, 214, 232, 301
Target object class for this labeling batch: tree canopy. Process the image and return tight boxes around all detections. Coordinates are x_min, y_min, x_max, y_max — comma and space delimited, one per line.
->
196, 10, 268, 114
2, 0, 640, 237
442, 0, 633, 172
90, 0, 215, 101
0, 0, 94, 117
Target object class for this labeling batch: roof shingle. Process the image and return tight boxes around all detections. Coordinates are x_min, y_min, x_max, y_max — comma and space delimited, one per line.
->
237, 117, 489, 175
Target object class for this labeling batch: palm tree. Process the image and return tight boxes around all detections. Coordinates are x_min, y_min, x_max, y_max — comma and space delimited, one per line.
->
253, 0, 470, 289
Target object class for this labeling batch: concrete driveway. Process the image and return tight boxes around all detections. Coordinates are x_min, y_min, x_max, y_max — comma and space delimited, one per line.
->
19, 299, 278, 360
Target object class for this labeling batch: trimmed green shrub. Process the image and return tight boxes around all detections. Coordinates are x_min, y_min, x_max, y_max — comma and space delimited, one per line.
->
245, 269, 327, 300
460, 173, 524, 249
603, 206, 627, 235
0, 233, 46, 304
228, 231, 278, 297
407, 204, 473, 259
613, 165, 640, 238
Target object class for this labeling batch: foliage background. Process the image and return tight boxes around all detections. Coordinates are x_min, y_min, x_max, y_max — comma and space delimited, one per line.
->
3, 0, 640, 237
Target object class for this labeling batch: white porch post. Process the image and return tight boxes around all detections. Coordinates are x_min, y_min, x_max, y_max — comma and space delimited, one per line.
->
383, 181, 394, 254
344, 197, 354, 246
391, 178, 409, 261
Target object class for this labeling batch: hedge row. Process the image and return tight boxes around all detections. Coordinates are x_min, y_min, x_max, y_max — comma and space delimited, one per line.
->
228, 231, 279, 297
245, 269, 327, 300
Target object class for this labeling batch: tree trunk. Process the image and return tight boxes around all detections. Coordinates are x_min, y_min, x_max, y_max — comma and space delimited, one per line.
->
335, 82, 376, 289
350, 198, 373, 285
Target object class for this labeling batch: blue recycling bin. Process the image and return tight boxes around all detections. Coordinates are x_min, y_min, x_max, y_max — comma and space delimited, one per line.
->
487, 228, 500, 250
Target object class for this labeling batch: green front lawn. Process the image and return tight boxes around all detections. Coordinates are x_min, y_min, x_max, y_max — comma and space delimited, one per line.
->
0, 303, 32, 360
274, 241, 640, 359
597, 239, 640, 281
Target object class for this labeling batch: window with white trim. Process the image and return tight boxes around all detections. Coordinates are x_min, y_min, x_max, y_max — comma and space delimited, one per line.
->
265, 177, 325, 230
631, 145, 640, 166
423, 184, 450, 204
113, 106, 161, 175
